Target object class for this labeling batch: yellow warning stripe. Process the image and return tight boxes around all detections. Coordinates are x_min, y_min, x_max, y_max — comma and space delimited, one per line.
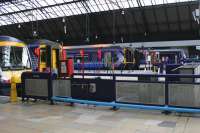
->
0, 41, 25, 47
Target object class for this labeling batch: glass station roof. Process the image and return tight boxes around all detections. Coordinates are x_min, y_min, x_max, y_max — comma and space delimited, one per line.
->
0, 0, 196, 26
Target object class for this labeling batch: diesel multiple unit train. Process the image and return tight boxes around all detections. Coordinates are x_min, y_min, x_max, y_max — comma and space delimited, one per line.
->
0, 36, 188, 84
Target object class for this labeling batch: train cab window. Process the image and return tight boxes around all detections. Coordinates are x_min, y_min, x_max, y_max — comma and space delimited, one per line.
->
40, 48, 47, 63
0, 46, 31, 70
0, 46, 10, 68
10, 47, 23, 68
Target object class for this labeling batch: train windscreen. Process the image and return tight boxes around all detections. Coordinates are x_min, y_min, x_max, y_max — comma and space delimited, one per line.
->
0, 46, 30, 70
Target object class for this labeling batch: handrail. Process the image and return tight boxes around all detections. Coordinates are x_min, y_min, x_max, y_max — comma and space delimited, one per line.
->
73, 73, 200, 78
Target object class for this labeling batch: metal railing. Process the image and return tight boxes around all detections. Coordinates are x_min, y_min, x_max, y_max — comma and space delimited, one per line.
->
53, 72, 200, 113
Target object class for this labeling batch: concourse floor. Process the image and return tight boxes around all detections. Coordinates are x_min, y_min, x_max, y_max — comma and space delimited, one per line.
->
0, 101, 200, 133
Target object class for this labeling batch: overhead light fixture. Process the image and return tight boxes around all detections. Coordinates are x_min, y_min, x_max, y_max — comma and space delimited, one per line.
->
64, 25, 67, 34
121, 37, 124, 43
86, 37, 90, 42
193, 9, 200, 24
95, 35, 98, 39
33, 31, 37, 37
121, 10, 125, 15
18, 24, 21, 29
62, 18, 66, 23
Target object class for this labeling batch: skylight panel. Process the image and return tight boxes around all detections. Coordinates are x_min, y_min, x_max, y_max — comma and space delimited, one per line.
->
79, 7, 87, 13
62, 7, 73, 16
36, 14, 44, 20
45, 0, 57, 5
89, 5, 98, 12
54, 7, 65, 16
66, 10, 73, 16
19, 13, 30, 22
90, 0, 97, 6
12, 15, 20, 23
0, 20, 8, 25
76, 2, 82, 8
154, 0, 165, 4
75, 3, 87, 13
39, 10, 48, 19
29, 0, 40, 7
119, 0, 131, 8
3, 16, 14, 24
0, 0, 195, 26
96, 1, 105, 11
106, 1, 115, 10
9, 5, 21, 12
84, 1, 94, 12
59, 5, 69, 12
14, 2, 28, 10
4, 5, 15, 12
63, 0, 74, 3
130, 0, 139, 7
101, 3, 110, 11
141, 0, 152, 6
70, 3, 77, 9
1, 5, 13, 13
74, 8, 82, 15
38, 0, 48, 6
127, 0, 134, 7
42, 8, 56, 18
88, 0, 103, 12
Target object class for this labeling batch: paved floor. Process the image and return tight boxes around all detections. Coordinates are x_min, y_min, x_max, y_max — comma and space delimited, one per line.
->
0, 102, 200, 133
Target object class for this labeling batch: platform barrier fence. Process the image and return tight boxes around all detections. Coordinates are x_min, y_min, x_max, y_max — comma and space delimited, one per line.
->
21, 72, 200, 113
64, 73, 200, 113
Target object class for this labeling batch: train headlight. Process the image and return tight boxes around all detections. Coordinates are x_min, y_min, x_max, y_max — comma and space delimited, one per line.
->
0, 76, 10, 83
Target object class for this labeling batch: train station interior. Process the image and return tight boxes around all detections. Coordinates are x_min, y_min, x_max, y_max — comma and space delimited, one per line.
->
1, 0, 200, 133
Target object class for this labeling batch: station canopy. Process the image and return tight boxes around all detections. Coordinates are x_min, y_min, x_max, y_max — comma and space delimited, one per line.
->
0, 0, 195, 26
0, 0, 198, 44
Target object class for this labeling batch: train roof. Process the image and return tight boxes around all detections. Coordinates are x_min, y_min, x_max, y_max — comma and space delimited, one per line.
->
0, 36, 25, 47
63, 44, 121, 50
150, 49, 184, 52
0, 36, 23, 43
28, 39, 60, 49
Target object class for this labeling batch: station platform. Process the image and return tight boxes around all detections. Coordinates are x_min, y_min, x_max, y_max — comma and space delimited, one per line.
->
0, 102, 199, 133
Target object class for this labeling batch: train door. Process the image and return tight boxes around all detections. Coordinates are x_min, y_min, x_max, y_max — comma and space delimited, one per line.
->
39, 45, 59, 72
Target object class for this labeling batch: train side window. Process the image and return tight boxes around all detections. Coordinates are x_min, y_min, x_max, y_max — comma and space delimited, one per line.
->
74, 55, 88, 63
113, 52, 118, 62
91, 53, 97, 62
